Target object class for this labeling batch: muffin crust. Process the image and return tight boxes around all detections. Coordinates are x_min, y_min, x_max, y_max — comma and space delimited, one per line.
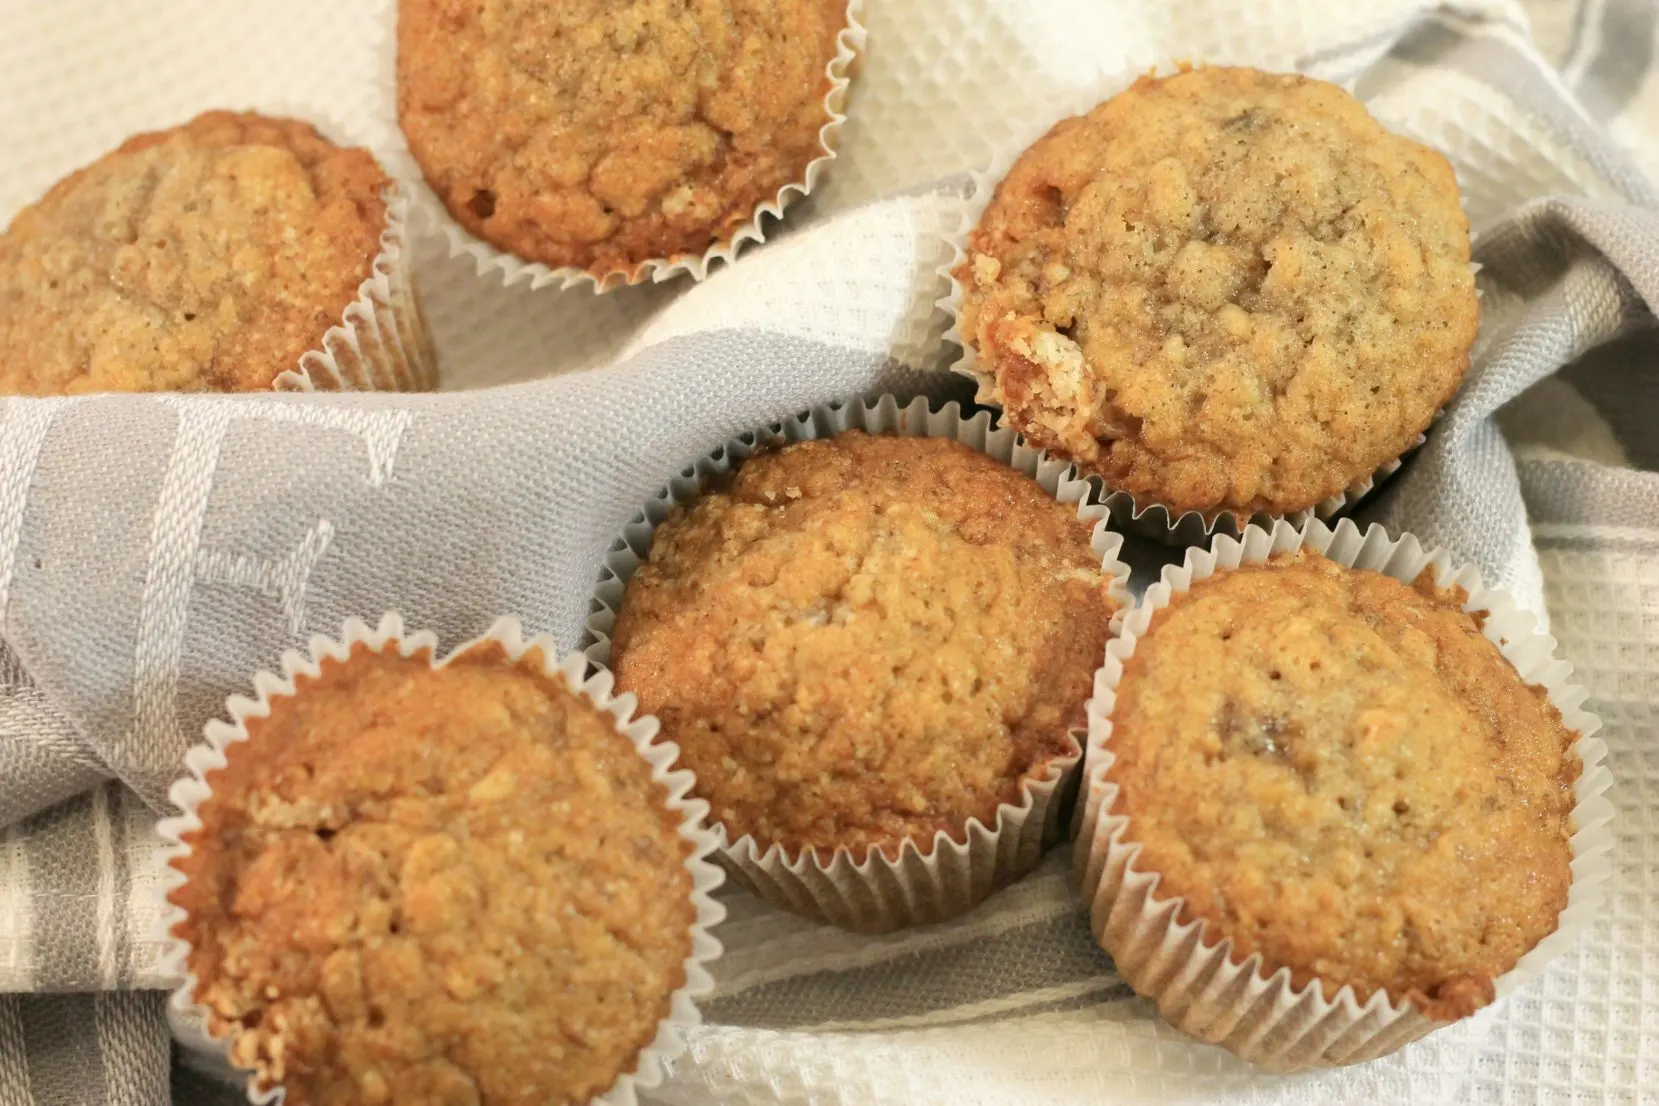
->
1107, 551, 1578, 1019
170, 642, 694, 1106
611, 431, 1117, 859
957, 67, 1478, 516
0, 111, 389, 394
397, 0, 847, 276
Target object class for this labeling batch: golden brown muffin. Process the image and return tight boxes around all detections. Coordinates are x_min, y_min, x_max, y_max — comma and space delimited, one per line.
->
1107, 550, 1578, 1020
610, 430, 1117, 860
0, 111, 391, 395
169, 641, 694, 1106
956, 67, 1478, 517
397, 0, 848, 277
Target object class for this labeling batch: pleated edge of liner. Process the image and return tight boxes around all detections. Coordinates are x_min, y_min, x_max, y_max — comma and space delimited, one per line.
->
245, 100, 436, 394
581, 392, 1134, 929
1073, 516, 1614, 1072
371, 0, 867, 294
152, 612, 728, 1106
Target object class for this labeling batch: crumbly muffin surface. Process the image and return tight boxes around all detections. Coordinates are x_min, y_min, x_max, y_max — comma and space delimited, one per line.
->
171, 643, 694, 1106
957, 67, 1478, 516
397, 0, 846, 276
0, 111, 388, 395
611, 431, 1116, 859
1108, 551, 1577, 1019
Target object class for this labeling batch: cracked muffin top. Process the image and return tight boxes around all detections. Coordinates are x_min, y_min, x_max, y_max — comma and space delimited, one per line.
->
0, 111, 389, 395
1106, 549, 1578, 1021
609, 430, 1118, 860
397, 0, 849, 279
170, 640, 694, 1106
956, 67, 1478, 518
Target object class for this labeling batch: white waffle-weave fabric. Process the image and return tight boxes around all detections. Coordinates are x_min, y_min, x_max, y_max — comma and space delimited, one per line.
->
2, 0, 1659, 1103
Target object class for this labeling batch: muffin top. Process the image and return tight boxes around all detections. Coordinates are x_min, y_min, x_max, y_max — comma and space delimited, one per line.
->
0, 111, 389, 395
397, 0, 847, 277
957, 67, 1478, 517
611, 430, 1117, 860
1107, 550, 1578, 1020
170, 641, 694, 1106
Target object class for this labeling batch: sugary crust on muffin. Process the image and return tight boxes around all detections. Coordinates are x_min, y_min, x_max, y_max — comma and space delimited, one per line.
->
610, 430, 1116, 859
169, 643, 694, 1106
0, 111, 389, 395
396, 0, 847, 275
956, 67, 1478, 516
1107, 550, 1578, 1020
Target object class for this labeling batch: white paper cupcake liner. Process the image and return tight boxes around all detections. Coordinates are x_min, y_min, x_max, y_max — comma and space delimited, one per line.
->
377, 0, 865, 293
261, 105, 437, 393
277, 182, 438, 393
937, 65, 1478, 544
584, 393, 1133, 933
1074, 517, 1615, 1072
154, 613, 725, 1106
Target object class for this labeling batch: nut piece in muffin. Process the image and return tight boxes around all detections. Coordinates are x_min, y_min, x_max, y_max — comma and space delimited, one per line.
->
0, 111, 395, 395
956, 67, 1478, 517
397, 0, 850, 279
169, 641, 694, 1106
610, 430, 1118, 862
1106, 549, 1578, 1020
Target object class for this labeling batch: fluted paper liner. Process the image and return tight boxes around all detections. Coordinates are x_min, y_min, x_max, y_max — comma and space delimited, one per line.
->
1075, 518, 1615, 1072
584, 394, 1133, 933
378, 0, 866, 293
936, 65, 1482, 544
267, 106, 437, 393
278, 182, 437, 393
154, 613, 725, 1106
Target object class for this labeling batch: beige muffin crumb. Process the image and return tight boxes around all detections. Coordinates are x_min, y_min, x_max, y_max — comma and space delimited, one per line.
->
611, 430, 1117, 860
0, 111, 391, 395
397, 0, 850, 277
957, 67, 1478, 517
169, 642, 694, 1106
1107, 550, 1578, 1020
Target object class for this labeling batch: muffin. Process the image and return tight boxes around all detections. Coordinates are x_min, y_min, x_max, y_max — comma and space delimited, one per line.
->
954, 66, 1479, 520
1078, 523, 1606, 1070
607, 423, 1122, 928
167, 632, 704, 1106
397, 0, 854, 281
0, 111, 429, 395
